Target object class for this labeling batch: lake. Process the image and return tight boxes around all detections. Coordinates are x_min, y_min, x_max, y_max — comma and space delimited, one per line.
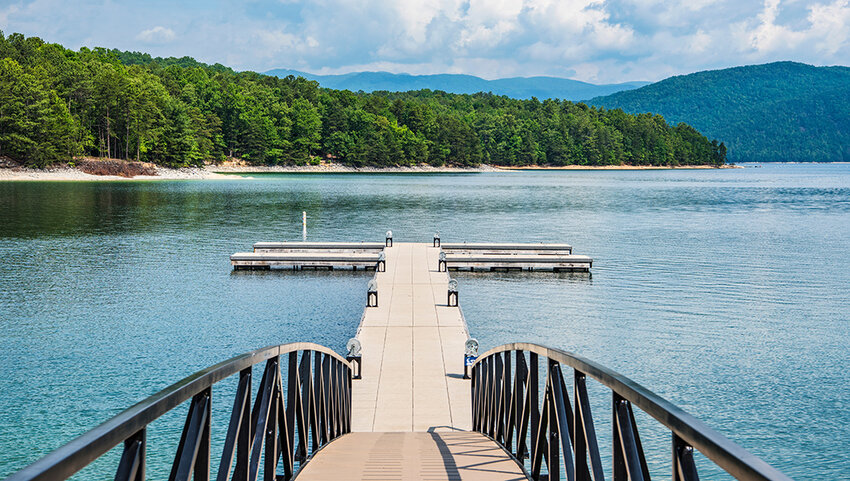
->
0, 163, 848, 480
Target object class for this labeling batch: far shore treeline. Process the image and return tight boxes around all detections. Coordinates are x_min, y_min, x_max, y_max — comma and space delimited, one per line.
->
0, 32, 726, 168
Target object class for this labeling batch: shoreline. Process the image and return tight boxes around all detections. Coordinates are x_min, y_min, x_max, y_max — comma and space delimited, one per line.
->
0, 162, 740, 181
500, 164, 740, 170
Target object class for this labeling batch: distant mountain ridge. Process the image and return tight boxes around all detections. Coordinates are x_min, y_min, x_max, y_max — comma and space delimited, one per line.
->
265, 68, 649, 101
590, 62, 850, 163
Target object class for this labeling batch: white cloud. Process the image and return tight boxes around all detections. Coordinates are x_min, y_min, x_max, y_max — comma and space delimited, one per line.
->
1, 0, 849, 84
135, 26, 176, 44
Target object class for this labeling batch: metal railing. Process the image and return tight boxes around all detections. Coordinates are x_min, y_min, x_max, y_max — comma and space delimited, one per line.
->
471, 343, 792, 481
6, 342, 352, 481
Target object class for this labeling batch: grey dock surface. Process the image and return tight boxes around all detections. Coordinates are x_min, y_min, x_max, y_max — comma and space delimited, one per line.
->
351, 243, 471, 432
297, 242, 529, 480
444, 253, 592, 272
253, 241, 385, 253
230, 252, 381, 270
441, 242, 572, 255
296, 432, 527, 480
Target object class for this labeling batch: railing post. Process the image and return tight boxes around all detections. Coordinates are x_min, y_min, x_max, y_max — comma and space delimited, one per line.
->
516, 350, 530, 461
248, 358, 278, 481
574, 371, 602, 481
264, 378, 280, 481
503, 351, 513, 450
169, 388, 211, 481
218, 368, 251, 481
114, 428, 145, 481
613, 393, 627, 481
673, 433, 700, 481
529, 352, 540, 458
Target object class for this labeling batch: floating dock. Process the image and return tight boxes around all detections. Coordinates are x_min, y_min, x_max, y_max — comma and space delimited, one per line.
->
232, 239, 592, 272
253, 241, 385, 253
230, 252, 382, 270
440, 242, 573, 255
442, 253, 592, 272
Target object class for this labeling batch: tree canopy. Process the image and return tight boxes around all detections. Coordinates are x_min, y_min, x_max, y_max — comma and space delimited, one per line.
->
591, 61, 850, 163
0, 32, 726, 168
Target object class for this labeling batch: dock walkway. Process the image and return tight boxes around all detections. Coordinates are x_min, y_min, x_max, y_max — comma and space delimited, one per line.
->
298, 242, 527, 480
350, 243, 471, 432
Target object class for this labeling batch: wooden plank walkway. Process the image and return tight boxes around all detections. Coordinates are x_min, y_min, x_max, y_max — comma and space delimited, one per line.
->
351, 243, 472, 432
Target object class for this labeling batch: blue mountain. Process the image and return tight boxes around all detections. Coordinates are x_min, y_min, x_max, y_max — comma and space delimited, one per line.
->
264, 69, 648, 101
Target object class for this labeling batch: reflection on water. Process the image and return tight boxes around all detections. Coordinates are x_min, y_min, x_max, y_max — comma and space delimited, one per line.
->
1, 163, 849, 479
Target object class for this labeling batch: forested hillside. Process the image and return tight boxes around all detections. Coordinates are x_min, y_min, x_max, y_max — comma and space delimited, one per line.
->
590, 62, 850, 163
0, 32, 725, 168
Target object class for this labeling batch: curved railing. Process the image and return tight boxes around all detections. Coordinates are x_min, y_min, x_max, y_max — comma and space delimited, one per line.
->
471, 343, 792, 481
6, 342, 352, 481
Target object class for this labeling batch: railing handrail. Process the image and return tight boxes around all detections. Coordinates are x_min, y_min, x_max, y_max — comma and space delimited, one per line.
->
473, 342, 791, 481
6, 342, 350, 481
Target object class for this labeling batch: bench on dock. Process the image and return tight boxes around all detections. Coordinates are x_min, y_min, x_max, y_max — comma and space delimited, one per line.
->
231, 252, 383, 270
442, 253, 592, 272
253, 241, 386, 253
440, 242, 572, 255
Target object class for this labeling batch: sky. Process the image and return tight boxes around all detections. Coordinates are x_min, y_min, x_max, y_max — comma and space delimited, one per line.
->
0, 0, 848, 83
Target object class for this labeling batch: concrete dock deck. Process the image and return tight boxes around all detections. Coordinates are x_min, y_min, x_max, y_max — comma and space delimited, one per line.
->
298, 242, 528, 480
440, 242, 572, 255
351, 243, 471, 432
253, 241, 385, 253
443, 253, 592, 272
230, 252, 381, 270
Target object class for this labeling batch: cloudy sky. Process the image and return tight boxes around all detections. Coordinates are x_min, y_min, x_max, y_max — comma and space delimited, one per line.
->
1, 0, 848, 83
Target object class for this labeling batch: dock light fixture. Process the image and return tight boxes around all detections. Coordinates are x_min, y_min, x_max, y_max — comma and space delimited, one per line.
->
463, 338, 479, 379
377, 252, 386, 272
367, 279, 378, 307
438, 251, 447, 272
385, 230, 393, 247
448, 278, 459, 307
346, 338, 363, 379
433, 232, 441, 247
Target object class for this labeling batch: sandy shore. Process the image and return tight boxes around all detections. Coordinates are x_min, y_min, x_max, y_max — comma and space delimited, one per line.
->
500, 164, 740, 170
0, 163, 497, 181
0, 162, 739, 181
0, 165, 233, 181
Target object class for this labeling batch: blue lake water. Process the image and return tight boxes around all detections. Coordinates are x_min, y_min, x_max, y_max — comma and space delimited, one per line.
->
0, 163, 848, 479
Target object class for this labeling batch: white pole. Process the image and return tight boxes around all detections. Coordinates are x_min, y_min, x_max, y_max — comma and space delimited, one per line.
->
302, 211, 307, 240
